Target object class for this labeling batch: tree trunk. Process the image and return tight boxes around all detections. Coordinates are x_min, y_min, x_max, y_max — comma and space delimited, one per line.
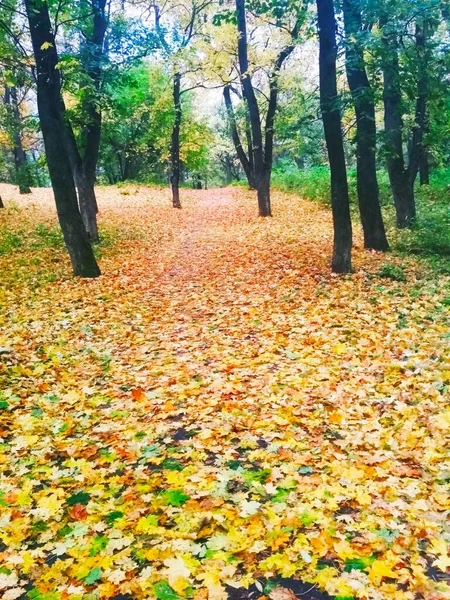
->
317, 0, 352, 273
64, 121, 99, 241
171, 72, 182, 208
420, 148, 430, 185
407, 22, 429, 190
382, 28, 415, 228
25, 0, 100, 278
235, 0, 268, 215
0, 196, 4, 208
343, 0, 388, 251
5, 86, 32, 194
256, 172, 271, 218
223, 85, 256, 189
80, 0, 108, 217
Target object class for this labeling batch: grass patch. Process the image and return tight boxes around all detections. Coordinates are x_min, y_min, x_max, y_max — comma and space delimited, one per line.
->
378, 264, 406, 282
0, 229, 24, 255
272, 165, 450, 273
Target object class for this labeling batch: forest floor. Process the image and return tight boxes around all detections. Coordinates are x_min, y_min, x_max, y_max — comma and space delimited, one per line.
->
0, 184, 450, 600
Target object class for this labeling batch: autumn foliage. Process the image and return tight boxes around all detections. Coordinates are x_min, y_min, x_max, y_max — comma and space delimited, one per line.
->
0, 184, 450, 599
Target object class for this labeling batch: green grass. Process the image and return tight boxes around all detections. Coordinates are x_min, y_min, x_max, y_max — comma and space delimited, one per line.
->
272, 166, 450, 272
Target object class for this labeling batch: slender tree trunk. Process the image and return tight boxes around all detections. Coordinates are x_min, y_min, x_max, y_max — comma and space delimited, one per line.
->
223, 85, 256, 189
407, 22, 429, 190
235, 0, 269, 216
81, 0, 108, 217
343, 0, 388, 251
171, 72, 182, 208
382, 28, 415, 228
0, 196, 4, 208
420, 148, 430, 185
317, 0, 352, 273
5, 86, 32, 194
64, 121, 99, 241
25, 0, 100, 278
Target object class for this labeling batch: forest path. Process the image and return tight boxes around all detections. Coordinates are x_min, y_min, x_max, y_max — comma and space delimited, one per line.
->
0, 184, 449, 599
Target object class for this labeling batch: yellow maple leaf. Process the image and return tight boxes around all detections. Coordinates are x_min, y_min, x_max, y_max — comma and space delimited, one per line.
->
368, 559, 398, 584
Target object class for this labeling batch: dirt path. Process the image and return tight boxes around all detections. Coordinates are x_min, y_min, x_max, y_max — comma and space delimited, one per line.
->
0, 184, 449, 600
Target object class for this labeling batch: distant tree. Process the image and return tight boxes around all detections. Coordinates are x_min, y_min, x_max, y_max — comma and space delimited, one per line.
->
151, 0, 212, 208
231, 0, 304, 216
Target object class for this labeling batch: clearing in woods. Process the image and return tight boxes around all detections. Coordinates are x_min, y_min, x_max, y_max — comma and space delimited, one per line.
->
0, 184, 450, 600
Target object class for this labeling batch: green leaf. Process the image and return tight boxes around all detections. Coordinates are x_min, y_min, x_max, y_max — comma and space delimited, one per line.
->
66, 491, 91, 506
161, 489, 190, 507
84, 567, 102, 585
226, 460, 242, 470
272, 488, 290, 503
106, 510, 124, 524
161, 458, 184, 471
242, 468, 271, 484
344, 558, 367, 572
90, 535, 109, 556
142, 444, 160, 458
153, 580, 181, 600
0, 400, 8, 410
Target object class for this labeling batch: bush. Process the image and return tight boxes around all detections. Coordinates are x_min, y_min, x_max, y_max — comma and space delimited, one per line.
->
271, 166, 332, 204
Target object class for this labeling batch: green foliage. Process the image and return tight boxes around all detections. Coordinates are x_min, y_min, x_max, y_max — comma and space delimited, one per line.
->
66, 491, 91, 506
271, 167, 331, 204
378, 264, 406, 282
160, 489, 190, 507
99, 63, 212, 185
0, 228, 24, 255
153, 581, 181, 600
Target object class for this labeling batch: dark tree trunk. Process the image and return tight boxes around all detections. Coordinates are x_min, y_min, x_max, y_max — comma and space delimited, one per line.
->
317, 0, 352, 273
343, 0, 388, 251
382, 28, 415, 228
25, 0, 100, 278
235, 0, 269, 216
171, 72, 182, 208
0, 196, 4, 208
244, 110, 254, 180
64, 121, 99, 241
223, 85, 256, 189
420, 148, 430, 185
64, 0, 107, 235
4, 86, 32, 194
81, 0, 108, 217
408, 22, 429, 189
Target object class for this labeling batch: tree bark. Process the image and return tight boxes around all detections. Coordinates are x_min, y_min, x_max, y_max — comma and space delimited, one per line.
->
4, 86, 32, 194
25, 0, 100, 278
408, 22, 429, 189
223, 85, 256, 189
343, 0, 388, 251
80, 0, 108, 217
382, 28, 416, 228
64, 121, 99, 241
171, 72, 182, 208
420, 148, 430, 185
317, 0, 352, 273
235, 0, 269, 216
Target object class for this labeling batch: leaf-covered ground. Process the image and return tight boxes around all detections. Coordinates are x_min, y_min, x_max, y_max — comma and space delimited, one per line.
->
0, 184, 450, 600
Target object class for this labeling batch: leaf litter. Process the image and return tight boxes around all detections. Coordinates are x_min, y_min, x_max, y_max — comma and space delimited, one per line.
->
0, 183, 449, 600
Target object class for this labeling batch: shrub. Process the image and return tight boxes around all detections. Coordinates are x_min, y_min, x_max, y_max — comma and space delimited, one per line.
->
378, 264, 406, 282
